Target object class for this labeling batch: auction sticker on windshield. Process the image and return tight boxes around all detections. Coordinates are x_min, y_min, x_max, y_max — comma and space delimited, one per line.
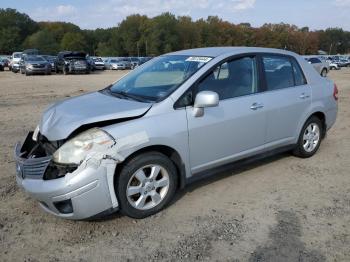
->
185, 56, 212, 63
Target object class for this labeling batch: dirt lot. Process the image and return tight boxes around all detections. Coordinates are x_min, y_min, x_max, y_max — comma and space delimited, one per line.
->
0, 68, 349, 261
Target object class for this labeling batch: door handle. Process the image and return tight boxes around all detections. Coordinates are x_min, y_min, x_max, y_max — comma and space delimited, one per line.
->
250, 103, 264, 110
299, 93, 310, 99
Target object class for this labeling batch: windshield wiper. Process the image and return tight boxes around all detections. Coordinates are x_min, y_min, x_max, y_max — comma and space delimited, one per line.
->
103, 88, 148, 102
116, 91, 146, 102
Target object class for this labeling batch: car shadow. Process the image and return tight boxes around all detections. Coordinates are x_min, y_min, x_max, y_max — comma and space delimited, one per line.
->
171, 151, 290, 205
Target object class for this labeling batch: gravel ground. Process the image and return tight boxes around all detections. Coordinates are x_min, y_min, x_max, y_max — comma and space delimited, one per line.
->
0, 68, 349, 261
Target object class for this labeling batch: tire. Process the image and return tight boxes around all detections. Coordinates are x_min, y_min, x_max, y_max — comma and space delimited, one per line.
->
321, 68, 327, 77
293, 116, 323, 158
117, 152, 178, 219
25, 70, 30, 76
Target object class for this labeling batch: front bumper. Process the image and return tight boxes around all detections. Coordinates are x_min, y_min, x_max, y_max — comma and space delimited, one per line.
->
14, 132, 118, 220
26, 67, 49, 74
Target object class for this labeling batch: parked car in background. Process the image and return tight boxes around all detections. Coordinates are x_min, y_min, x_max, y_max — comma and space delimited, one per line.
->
0, 60, 4, 71
105, 58, 127, 70
91, 57, 105, 70
138, 57, 153, 65
14, 47, 337, 220
120, 57, 132, 69
130, 57, 140, 69
10, 52, 22, 72
328, 61, 340, 70
0, 57, 10, 68
42, 55, 57, 72
55, 51, 90, 74
19, 55, 51, 76
305, 57, 329, 77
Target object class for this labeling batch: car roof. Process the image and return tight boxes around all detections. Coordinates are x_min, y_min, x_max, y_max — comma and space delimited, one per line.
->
166, 47, 297, 58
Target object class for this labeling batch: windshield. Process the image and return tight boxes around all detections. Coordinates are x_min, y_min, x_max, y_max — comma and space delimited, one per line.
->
26, 56, 45, 62
93, 58, 103, 62
109, 55, 212, 102
13, 53, 21, 58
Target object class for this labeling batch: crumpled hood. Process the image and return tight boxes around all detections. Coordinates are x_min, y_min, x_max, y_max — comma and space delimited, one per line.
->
39, 91, 152, 141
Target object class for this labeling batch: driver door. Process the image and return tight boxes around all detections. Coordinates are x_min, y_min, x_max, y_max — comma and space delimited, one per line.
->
186, 56, 267, 173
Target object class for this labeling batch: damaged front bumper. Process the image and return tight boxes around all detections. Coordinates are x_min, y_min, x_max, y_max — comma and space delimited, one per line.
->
14, 132, 119, 220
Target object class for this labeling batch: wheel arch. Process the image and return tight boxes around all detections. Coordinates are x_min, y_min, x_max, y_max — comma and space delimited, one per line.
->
114, 145, 187, 190
301, 111, 327, 139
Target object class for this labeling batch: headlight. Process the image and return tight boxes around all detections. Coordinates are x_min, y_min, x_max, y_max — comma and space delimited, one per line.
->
53, 128, 114, 165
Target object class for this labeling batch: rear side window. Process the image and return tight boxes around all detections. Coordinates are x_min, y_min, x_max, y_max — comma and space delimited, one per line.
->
262, 56, 294, 91
291, 59, 307, 86
309, 58, 321, 64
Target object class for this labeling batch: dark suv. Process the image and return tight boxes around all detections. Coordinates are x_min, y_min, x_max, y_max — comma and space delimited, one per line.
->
55, 51, 90, 74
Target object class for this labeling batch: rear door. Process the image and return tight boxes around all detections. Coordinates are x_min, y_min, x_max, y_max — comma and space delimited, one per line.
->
260, 55, 311, 147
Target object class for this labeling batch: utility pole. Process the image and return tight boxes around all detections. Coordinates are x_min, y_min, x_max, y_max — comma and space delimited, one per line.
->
146, 40, 148, 57
137, 42, 140, 57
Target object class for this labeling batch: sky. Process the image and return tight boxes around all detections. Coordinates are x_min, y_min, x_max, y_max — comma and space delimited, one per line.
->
0, 0, 350, 30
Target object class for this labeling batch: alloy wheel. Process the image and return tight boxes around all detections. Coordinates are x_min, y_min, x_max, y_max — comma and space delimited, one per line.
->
303, 123, 320, 152
126, 164, 170, 210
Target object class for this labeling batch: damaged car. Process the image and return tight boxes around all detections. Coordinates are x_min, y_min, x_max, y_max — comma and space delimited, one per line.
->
55, 51, 90, 74
15, 47, 338, 220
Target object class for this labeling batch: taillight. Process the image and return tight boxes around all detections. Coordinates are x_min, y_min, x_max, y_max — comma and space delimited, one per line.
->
333, 84, 339, 101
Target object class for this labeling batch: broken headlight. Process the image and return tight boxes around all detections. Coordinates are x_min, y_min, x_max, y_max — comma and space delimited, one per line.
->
53, 128, 114, 165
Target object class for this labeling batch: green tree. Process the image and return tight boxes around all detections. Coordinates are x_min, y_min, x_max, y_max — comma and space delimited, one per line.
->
60, 32, 87, 51
23, 30, 59, 54
0, 8, 38, 53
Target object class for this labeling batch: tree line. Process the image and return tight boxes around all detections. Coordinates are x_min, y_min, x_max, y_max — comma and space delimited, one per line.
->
1, 8, 349, 56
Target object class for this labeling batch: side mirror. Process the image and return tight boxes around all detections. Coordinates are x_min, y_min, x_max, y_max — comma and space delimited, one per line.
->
193, 91, 219, 117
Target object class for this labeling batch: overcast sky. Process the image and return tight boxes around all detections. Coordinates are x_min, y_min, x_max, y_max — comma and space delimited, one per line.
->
1, 0, 350, 30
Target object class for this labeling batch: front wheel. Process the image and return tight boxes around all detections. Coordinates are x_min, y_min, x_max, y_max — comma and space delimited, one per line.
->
117, 152, 177, 219
293, 116, 323, 158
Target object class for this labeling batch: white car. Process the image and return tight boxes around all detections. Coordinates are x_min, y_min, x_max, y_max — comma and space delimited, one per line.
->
92, 57, 105, 70
328, 61, 340, 70
304, 57, 329, 77
10, 52, 22, 72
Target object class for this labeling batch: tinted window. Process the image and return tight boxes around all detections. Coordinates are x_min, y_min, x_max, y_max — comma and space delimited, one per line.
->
263, 56, 294, 91
197, 57, 258, 100
308, 58, 321, 64
291, 59, 307, 86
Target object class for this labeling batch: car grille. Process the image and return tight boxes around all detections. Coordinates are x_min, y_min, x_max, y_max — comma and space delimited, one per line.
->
32, 64, 45, 68
21, 157, 51, 179
15, 141, 52, 179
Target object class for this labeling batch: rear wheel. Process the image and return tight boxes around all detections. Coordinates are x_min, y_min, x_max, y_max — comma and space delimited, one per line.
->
293, 116, 323, 158
117, 152, 177, 219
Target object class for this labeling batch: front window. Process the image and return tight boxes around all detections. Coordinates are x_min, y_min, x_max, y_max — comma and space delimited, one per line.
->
197, 56, 258, 100
109, 55, 212, 102
26, 56, 45, 62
